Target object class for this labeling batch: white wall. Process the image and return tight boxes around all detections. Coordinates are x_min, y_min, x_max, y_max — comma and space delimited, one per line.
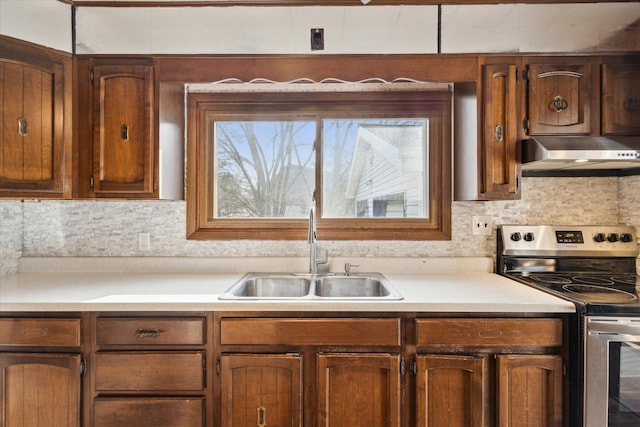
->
74, 3, 640, 55
0, 0, 72, 52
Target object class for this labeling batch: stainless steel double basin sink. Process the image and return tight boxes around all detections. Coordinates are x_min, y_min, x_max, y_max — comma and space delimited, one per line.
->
219, 272, 403, 300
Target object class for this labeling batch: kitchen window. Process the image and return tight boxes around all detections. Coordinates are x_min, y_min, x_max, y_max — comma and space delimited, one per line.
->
186, 84, 451, 240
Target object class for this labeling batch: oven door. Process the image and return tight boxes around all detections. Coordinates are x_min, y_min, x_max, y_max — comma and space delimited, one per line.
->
585, 317, 640, 427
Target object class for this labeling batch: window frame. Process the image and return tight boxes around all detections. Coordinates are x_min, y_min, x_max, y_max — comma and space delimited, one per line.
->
187, 89, 451, 240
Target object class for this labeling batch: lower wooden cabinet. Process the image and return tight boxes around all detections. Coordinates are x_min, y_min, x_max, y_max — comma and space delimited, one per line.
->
90, 314, 209, 427
220, 354, 303, 426
415, 318, 565, 427
318, 353, 401, 427
0, 316, 83, 427
1, 313, 567, 427
0, 353, 82, 427
416, 354, 489, 427
416, 354, 563, 427
496, 354, 563, 427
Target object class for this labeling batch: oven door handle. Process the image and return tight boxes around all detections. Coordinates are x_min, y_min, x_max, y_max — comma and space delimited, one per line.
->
587, 318, 640, 337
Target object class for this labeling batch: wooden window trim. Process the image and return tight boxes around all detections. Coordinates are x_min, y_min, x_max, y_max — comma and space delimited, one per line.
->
187, 90, 451, 240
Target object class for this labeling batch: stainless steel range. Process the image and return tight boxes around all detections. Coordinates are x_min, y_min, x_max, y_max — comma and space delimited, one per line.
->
497, 225, 640, 427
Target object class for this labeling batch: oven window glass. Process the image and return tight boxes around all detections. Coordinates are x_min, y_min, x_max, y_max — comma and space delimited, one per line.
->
608, 342, 640, 426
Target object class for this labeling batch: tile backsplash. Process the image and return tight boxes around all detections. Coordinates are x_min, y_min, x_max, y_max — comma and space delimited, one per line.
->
1, 176, 638, 276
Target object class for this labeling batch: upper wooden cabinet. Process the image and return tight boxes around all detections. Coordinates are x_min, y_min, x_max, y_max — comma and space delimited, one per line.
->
0, 36, 72, 198
602, 62, 640, 135
525, 60, 592, 135
76, 59, 157, 198
481, 62, 519, 199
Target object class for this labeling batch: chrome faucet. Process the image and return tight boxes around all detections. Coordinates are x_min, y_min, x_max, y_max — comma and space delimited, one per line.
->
308, 207, 327, 274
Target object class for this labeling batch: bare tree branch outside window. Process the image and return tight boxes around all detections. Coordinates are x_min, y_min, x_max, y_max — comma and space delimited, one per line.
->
214, 121, 315, 218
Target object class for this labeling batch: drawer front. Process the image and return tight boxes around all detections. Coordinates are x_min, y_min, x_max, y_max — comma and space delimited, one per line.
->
94, 398, 204, 427
416, 318, 562, 347
0, 318, 81, 347
95, 352, 205, 391
220, 318, 401, 346
96, 317, 205, 346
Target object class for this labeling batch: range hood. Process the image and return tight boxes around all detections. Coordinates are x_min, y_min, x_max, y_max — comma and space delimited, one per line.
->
522, 135, 640, 171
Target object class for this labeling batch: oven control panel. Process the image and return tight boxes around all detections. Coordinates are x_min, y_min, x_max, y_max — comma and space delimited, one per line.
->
499, 225, 639, 256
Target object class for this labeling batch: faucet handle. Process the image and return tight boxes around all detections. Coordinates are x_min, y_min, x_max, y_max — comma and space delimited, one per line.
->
344, 263, 359, 276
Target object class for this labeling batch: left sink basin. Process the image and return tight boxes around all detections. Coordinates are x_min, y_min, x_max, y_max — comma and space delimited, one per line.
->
219, 274, 312, 299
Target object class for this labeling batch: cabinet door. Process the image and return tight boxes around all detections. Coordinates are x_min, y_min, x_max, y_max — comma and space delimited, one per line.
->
0, 353, 81, 427
0, 53, 68, 197
482, 63, 519, 199
220, 354, 303, 427
317, 353, 401, 427
93, 65, 154, 196
527, 62, 591, 135
496, 355, 563, 427
415, 354, 490, 427
602, 63, 640, 135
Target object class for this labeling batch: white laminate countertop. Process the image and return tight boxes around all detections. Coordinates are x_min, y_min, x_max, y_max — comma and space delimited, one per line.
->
0, 257, 576, 313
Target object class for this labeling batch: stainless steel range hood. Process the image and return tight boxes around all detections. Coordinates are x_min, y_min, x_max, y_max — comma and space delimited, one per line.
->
522, 135, 640, 171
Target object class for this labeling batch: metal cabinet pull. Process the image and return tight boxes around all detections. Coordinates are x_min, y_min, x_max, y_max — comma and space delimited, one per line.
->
623, 96, 639, 112
18, 118, 28, 136
495, 124, 504, 142
257, 405, 266, 427
133, 328, 160, 339
121, 124, 129, 141
551, 95, 569, 112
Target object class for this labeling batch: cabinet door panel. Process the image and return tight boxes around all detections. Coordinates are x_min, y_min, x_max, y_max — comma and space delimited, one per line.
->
94, 398, 204, 427
93, 65, 154, 195
497, 355, 563, 427
317, 353, 401, 427
482, 63, 518, 198
0, 62, 58, 185
0, 36, 70, 198
602, 63, 640, 135
0, 353, 81, 427
220, 354, 302, 427
416, 354, 489, 427
528, 63, 591, 135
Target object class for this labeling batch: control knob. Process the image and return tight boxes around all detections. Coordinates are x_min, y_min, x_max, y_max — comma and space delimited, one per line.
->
510, 232, 522, 242
607, 233, 619, 243
523, 232, 534, 242
593, 233, 606, 242
620, 233, 634, 243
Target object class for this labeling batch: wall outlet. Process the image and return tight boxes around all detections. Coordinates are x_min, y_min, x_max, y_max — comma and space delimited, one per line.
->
138, 232, 150, 250
472, 216, 493, 236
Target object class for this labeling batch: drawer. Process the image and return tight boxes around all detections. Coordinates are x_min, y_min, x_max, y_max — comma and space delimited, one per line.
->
220, 318, 401, 346
416, 318, 562, 348
96, 317, 205, 346
95, 352, 205, 391
94, 398, 204, 427
0, 318, 81, 347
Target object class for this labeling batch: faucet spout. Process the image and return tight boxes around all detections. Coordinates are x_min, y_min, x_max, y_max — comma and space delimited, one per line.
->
308, 208, 318, 274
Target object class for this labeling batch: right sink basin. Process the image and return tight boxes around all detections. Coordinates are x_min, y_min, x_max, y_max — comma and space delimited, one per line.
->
315, 275, 401, 299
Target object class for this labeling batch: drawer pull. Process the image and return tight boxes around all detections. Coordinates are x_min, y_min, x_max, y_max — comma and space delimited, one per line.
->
133, 328, 161, 339
257, 405, 266, 427
478, 329, 502, 339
